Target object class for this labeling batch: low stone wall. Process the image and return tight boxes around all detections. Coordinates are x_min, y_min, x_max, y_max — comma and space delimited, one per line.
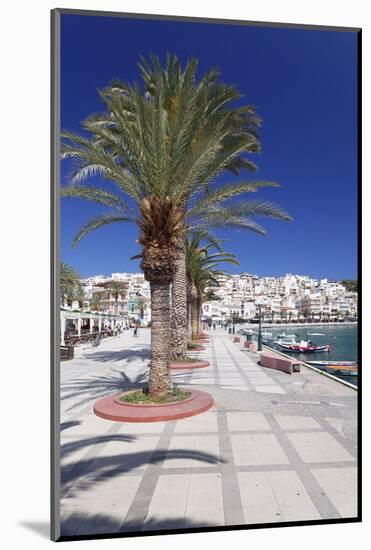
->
243, 340, 258, 352
260, 351, 300, 374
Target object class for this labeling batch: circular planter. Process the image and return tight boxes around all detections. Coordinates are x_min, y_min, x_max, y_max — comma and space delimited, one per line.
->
170, 360, 210, 370
93, 388, 214, 422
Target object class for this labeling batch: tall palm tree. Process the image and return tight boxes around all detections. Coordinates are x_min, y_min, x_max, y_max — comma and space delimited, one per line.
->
61, 55, 291, 398
138, 56, 292, 360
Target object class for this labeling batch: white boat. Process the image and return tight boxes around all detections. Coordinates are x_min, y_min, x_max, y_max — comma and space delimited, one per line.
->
241, 328, 254, 336
277, 337, 332, 353
274, 336, 297, 345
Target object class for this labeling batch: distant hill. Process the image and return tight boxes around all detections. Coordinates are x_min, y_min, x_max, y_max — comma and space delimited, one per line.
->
341, 279, 358, 292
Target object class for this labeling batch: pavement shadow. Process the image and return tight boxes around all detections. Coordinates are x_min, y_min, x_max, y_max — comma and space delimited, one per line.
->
61, 448, 226, 499
61, 512, 218, 537
61, 369, 148, 412
84, 347, 150, 364
61, 434, 137, 460
61, 420, 81, 432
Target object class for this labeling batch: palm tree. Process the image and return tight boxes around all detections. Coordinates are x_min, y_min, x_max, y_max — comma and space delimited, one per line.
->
75, 284, 86, 309
204, 290, 222, 302
185, 234, 239, 339
60, 261, 80, 306
137, 296, 147, 320
140, 56, 289, 359
61, 55, 291, 398
110, 281, 125, 316
90, 292, 103, 312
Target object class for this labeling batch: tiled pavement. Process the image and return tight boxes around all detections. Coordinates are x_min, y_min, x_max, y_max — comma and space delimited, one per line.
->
60, 329, 358, 536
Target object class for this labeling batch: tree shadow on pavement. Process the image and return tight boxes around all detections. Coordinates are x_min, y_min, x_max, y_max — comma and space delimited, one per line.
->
60, 512, 219, 538
61, 420, 81, 432
61, 434, 137, 460
83, 347, 150, 364
61, 369, 149, 412
61, 448, 226, 499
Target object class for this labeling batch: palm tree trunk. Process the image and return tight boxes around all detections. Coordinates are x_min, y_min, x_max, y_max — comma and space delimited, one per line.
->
148, 281, 172, 398
187, 276, 192, 339
171, 239, 188, 360
196, 290, 202, 337
191, 284, 198, 340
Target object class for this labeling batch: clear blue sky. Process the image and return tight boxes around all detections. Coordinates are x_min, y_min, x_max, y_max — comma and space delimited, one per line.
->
60, 14, 358, 280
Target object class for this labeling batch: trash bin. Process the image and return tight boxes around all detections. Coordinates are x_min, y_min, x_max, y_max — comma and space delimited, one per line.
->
228, 327, 232, 334
245, 332, 252, 342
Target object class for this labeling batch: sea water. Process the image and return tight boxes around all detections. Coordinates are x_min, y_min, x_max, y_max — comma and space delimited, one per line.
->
264, 324, 358, 386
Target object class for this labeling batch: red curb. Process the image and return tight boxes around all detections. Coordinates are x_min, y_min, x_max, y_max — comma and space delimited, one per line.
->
93, 389, 214, 422
170, 360, 210, 370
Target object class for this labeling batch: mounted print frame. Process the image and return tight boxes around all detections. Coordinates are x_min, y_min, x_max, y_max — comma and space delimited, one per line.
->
51, 8, 361, 542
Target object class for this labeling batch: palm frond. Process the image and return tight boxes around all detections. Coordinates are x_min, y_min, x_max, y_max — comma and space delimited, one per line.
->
60, 185, 131, 211
189, 181, 280, 212
72, 212, 134, 247
61, 54, 291, 262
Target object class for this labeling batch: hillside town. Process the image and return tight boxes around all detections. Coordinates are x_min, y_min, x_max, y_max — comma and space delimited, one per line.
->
62, 272, 358, 328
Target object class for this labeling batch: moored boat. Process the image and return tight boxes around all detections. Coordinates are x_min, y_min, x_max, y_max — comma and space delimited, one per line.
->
306, 360, 358, 376
276, 336, 332, 353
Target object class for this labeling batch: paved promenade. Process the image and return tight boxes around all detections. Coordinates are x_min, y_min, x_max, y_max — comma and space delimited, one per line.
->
60, 328, 357, 536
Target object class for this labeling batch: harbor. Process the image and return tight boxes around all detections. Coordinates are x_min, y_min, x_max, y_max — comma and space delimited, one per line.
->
239, 324, 358, 386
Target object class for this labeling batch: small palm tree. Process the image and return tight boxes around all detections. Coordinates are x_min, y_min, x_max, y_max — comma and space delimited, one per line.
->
204, 290, 222, 302
90, 292, 103, 312
75, 284, 86, 309
110, 281, 126, 316
60, 261, 80, 306
185, 234, 239, 339
137, 296, 147, 319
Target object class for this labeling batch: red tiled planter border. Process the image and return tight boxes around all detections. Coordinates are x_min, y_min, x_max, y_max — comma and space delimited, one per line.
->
93, 389, 214, 422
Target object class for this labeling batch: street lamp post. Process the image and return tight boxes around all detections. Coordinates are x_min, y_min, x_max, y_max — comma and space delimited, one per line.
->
257, 304, 263, 351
